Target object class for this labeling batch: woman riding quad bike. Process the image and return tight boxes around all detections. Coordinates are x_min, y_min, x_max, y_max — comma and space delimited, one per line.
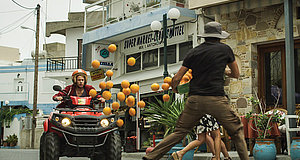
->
40, 69, 122, 160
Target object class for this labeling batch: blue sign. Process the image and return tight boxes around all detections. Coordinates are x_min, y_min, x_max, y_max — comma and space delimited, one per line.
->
100, 48, 109, 58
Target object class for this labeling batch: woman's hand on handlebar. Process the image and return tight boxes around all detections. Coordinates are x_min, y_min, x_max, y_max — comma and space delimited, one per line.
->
55, 96, 63, 101
98, 97, 105, 103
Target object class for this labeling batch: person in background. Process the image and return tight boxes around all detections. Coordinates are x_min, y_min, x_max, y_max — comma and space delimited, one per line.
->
172, 114, 231, 160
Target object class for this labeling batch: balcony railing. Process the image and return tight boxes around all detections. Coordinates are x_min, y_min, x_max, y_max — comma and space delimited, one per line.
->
84, 0, 186, 32
47, 56, 81, 71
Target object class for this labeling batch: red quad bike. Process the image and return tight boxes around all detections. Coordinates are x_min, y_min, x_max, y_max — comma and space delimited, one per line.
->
40, 85, 122, 160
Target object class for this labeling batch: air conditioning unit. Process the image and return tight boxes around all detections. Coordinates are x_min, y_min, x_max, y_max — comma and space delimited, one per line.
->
31, 50, 47, 58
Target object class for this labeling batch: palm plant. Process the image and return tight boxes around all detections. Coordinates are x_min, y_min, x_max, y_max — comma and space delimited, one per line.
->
144, 94, 194, 143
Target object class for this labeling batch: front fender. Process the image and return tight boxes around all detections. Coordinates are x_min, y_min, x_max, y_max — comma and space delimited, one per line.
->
43, 119, 49, 132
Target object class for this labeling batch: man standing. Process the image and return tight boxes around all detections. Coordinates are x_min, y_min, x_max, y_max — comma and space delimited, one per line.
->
143, 22, 248, 160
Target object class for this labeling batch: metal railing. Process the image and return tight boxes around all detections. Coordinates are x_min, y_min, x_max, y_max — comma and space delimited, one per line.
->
84, 0, 186, 32
46, 56, 80, 71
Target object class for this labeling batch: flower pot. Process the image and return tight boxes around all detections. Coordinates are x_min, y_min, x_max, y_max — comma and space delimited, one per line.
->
253, 139, 276, 160
3, 141, 8, 147
291, 137, 300, 160
10, 142, 16, 147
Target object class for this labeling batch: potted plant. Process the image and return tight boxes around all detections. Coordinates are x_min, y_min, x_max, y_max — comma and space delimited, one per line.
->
246, 91, 283, 160
6, 134, 18, 147
144, 94, 196, 159
0, 107, 32, 126
290, 109, 300, 159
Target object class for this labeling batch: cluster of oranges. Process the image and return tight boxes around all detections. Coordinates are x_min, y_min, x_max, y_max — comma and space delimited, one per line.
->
180, 69, 192, 85
150, 77, 173, 102
89, 44, 126, 127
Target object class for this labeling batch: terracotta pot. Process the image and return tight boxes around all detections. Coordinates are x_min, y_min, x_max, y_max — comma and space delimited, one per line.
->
3, 141, 8, 147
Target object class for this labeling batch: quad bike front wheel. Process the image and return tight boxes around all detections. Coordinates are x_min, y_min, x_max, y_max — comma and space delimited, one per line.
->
39, 133, 46, 160
91, 132, 122, 160
42, 132, 60, 160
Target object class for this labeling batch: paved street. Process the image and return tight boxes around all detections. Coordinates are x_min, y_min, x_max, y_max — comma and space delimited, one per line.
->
0, 149, 144, 160
0, 149, 292, 160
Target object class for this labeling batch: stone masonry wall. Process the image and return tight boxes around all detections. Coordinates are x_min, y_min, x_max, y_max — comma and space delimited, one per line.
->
208, 3, 300, 114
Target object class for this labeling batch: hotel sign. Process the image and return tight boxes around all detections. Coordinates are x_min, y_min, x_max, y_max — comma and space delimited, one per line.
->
121, 23, 187, 53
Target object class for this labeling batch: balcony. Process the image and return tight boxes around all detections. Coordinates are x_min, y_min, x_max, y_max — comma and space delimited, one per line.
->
46, 56, 81, 72
84, 0, 186, 32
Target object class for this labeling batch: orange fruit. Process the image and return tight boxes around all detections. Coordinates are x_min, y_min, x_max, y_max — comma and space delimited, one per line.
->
106, 81, 114, 89
185, 72, 192, 80
99, 81, 106, 90
126, 98, 135, 107
103, 107, 111, 115
161, 83, 170, 91
138, 101, 146, 108
122, 88, 131, 96
102, 91, 112, 100
106, 70, 113, 77
89, 89, 97, 98
130, 84, 139, 94
117, 92, 126, 102
182, 75, 190, 82
127, 96, 135, 103
180, 79, 186, 85
121, 80, 130, 88
188, 69, 192, 73
116, 119, 124, 127
163, 94, 170, 102
163, 77, 172, 85
108, 44, 117, 53
127, 57, 136, 66
151, 83, 160, 91
91, 60, 100, 69
129, 107, 136, 116
112, 102, 120, 110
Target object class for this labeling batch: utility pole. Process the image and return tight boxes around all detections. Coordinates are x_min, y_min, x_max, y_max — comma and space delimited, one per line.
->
31, 4, 40, 149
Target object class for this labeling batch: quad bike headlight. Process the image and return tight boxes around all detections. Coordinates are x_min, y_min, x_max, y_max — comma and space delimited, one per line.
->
61, 117, 71, 127
100, 119, 109, 127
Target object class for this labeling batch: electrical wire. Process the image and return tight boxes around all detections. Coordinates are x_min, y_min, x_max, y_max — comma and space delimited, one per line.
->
11, 0, 36, 10
0, 11, 35, 35
0, 10, 34, 33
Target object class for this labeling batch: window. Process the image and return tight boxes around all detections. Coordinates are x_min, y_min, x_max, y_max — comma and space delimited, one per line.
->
179, 41, 193, 61
263, 50, 283, 105
258, 42, 300, 108
159, 45, 176, 66
17, 81, 23, 92
142, 49, 158, 69
126, 53, 141, 73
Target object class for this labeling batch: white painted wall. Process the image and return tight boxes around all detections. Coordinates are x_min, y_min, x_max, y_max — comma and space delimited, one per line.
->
66, 27, 84, 57
3, 117, 22, 146
0, 59, 65, 105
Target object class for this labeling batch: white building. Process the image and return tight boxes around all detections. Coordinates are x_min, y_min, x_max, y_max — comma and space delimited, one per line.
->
0, 45, 65, 148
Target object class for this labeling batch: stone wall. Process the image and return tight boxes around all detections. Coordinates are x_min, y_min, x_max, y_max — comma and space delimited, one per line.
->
206, 3, 300, 114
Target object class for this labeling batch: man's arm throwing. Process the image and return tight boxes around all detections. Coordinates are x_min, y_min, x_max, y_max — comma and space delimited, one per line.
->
171, 66, 189, 93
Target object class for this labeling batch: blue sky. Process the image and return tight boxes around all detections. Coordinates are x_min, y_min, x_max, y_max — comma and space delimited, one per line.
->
0, 0, 87, 60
